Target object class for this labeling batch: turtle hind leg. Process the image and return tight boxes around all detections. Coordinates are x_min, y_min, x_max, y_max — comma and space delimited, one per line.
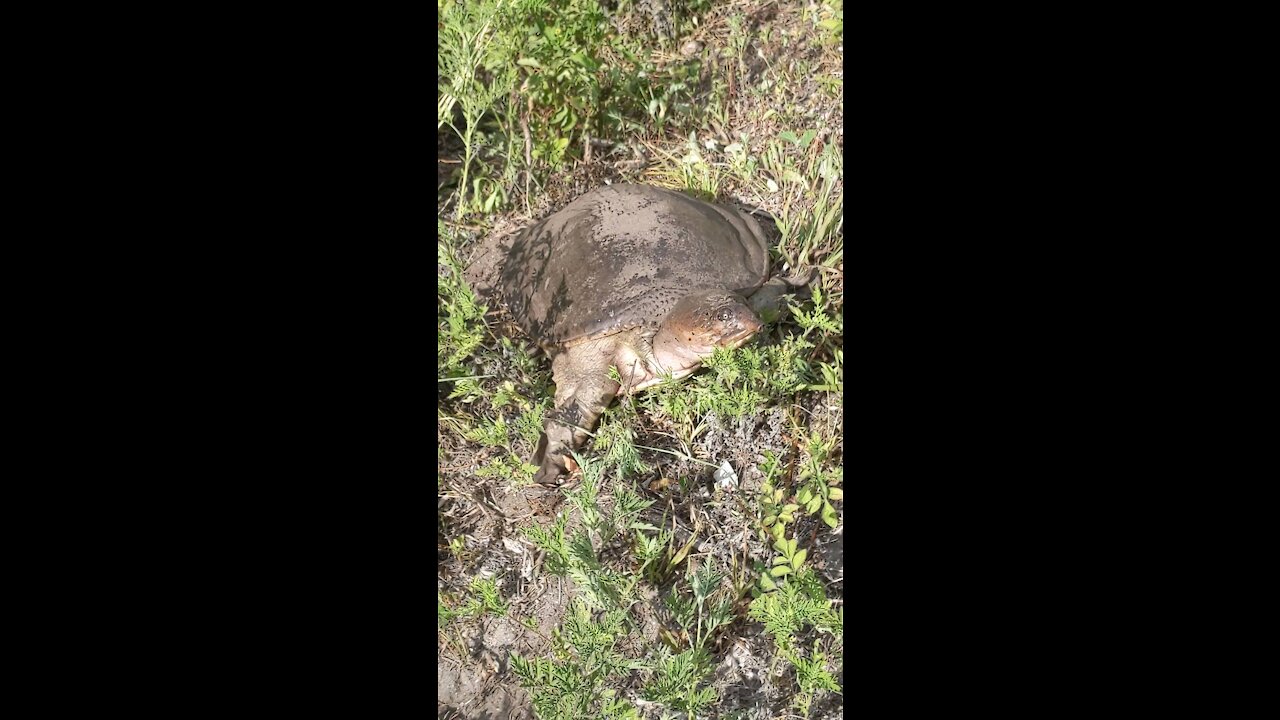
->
531, 338, 621, 485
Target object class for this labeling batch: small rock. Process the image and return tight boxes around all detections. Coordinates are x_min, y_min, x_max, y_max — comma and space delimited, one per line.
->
714, 460, 739, 491
680, 40, 704, 56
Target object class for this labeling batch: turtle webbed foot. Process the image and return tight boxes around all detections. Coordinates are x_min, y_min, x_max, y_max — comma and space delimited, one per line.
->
532, 457, 566, 486
531, 426, 575, 486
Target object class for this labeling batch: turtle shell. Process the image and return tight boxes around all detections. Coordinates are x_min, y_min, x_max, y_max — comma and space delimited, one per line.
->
499, 184, 771, 345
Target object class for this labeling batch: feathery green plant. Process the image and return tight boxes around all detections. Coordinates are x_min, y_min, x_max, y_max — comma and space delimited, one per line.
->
510, 599, 641, 720
640, 647, 717, 719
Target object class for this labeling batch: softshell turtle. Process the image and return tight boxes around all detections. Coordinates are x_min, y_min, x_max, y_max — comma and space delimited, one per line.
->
482, 183, 810, 484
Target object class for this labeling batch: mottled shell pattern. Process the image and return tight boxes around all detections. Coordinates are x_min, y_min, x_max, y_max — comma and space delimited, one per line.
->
500, 184, 771, 345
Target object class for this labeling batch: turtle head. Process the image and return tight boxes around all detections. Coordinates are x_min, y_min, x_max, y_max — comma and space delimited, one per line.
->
656, 290, 763, 360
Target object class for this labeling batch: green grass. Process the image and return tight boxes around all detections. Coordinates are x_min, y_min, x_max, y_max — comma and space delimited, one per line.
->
502, 454, 842, 718
438, 1, 843, 716
438, 0, 716, 217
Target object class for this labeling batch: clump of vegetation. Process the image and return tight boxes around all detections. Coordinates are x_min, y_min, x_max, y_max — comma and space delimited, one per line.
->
640, 647, 718, 718
749, 566, 843, 716
438, 220, 488, 380
438, 0, 712, 217
511, 600, 641, 719
524, 463, 641, 610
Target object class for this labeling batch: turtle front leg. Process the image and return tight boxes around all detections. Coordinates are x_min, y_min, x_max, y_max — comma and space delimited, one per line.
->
634, 325, 667, 378
748, 267, 820, 319
531, 338, 621, 485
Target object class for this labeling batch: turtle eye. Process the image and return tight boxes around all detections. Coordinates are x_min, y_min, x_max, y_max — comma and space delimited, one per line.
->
716, 309, 731, 322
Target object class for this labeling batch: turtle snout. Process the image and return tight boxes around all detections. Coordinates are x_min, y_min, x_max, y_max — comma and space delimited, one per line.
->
720, 306, 763, 347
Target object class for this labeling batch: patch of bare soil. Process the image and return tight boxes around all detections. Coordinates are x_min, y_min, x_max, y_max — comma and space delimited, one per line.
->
437, 487, 572, 717
438, 581, 570, 719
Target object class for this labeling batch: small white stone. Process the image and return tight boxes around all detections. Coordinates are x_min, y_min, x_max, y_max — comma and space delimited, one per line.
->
714, 460, 739, 491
